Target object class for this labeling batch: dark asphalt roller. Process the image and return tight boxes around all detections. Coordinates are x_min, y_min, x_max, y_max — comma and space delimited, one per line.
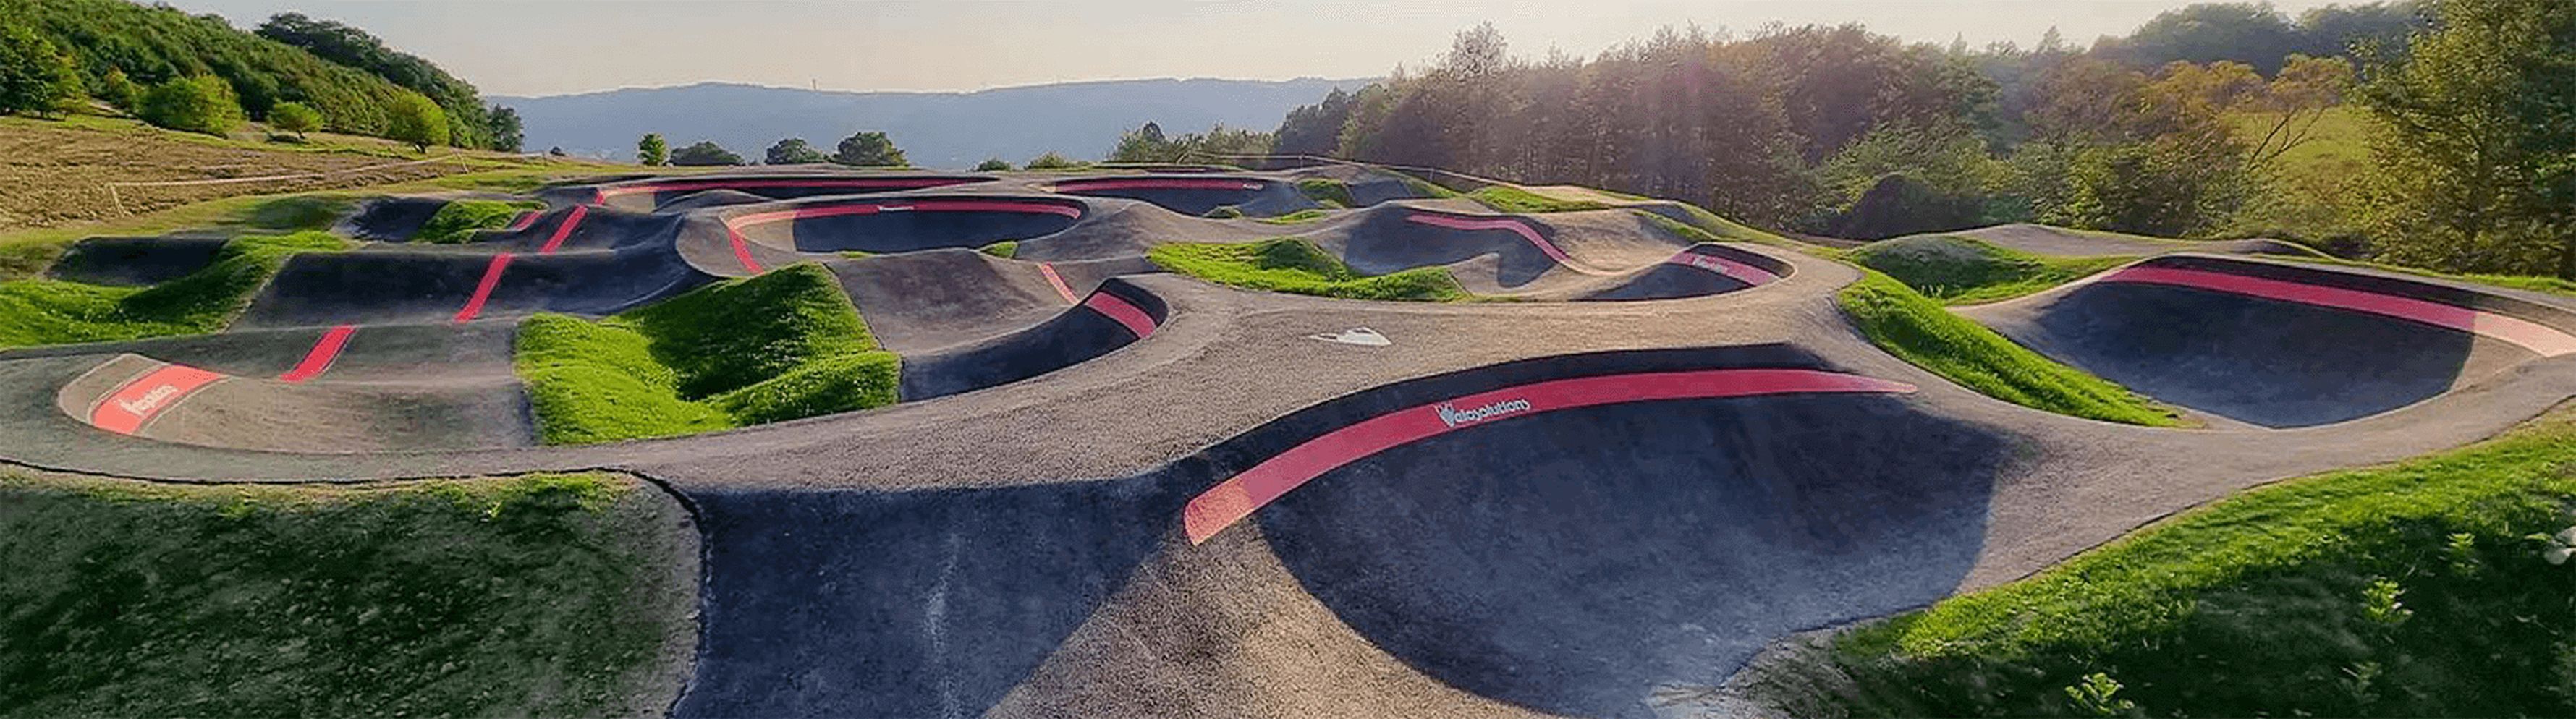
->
1051, 176, 1315, 216
1970, 254, 2576, 427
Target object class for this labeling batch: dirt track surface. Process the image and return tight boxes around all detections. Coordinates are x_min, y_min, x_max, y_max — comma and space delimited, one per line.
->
8, 165, 2576, 718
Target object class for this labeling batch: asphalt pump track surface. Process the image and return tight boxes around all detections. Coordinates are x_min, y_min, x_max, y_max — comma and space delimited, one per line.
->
9, 166, 2576, 718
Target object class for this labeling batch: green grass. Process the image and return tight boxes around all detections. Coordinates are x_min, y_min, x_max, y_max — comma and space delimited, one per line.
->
415, 199, 544, 243
1774, 406, 2576, 717
978, 241, 1017, 258
514, 263, 900, 444
1837, 270, 2183, 427
1632, 208, 1799, 248
0, 231, 351, 349
1256, 208, 1333, 225
1150, 238, 1471, 302
1468, 185, 1612, 213
1847, 234, 2135, 305
1295, 178, 1355, 208
1388, 170, 1462, 199
0, 469, 695, 718
1203, 205, 1244, 219
2279, 254, 2576, 299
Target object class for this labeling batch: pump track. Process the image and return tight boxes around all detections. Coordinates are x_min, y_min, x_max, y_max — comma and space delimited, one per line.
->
7, 161, 2576, 718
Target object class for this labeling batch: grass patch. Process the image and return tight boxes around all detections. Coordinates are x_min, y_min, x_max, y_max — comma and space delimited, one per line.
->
1837, 269, 2183, 427
2279, 254, 2576, 299
1256, 208, 1332, 225
415, 199, 544, 243
1150, 238, 1470, 302
1295, 178, 1355, 208
514, 263, 899, 444
1469, 185, 1612, 213
1386, 170, 1461, 199
0, 231, 351, 349
1776, 405, 2576, 717
1847, 234, 2135, 305
1203, 205, 1244, 219
1632, 208, 1799, 249
0, 469, 695, 718
978, 241, 1017, 258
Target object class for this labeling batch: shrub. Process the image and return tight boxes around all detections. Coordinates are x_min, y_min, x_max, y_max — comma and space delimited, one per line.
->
636, 133, 667, 166
1024, 151, 1085, 170
830, 130, 906, 166
268, 101, 321, 138
0, 20, 81, 116
763, 137, 823, 165
669, 140, 743, 166
973, 157, 1013, 171
136, 75, 243, 136
384, 93, 449, 151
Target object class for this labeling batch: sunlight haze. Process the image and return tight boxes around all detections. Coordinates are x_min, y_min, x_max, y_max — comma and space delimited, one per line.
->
154, 0, 2355, 96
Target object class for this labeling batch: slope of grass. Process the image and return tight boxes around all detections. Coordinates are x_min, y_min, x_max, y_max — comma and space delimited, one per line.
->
514, 263, 899, 444
978, 241, 1017, 258
1388, 170, 1462, 198
0, 469, 695, 718
1848, 234, 2135, 305
1633, 208, 1799, 248
0, 231, 351, 349
1469, 185, 1612, 213
2280, 254, 2576, 299
1838, 270, 2182, 427
416, 199, 545, 243
1768, 406, 2576, 718
1150, 238, 1470, 302
1256, 208, 1332, 225
1295, 178, 1355, 208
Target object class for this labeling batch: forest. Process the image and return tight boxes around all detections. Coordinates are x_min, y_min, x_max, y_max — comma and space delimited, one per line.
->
1259, 0, 2574, 277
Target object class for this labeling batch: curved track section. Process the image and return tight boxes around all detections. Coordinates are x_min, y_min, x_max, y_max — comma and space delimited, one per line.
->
1051, 175, 1311, 216
1970, 254, 2576, 427
717, 195, 1087, 272
898, 278, 1167, 401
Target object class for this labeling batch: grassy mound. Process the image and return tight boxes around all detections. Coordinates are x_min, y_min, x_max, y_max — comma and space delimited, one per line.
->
1838, 270, 2182, 427
1257, 208, 1332, 225
1847, 234, 2134, 305
1470, 185, 1613, 213
416, 199, 544, 243
1150, 238, 1470, 302
514, 263, 900, 444
1634, 209, 1797, 248
1766, 407, 2576, 717
0, 231, 351, 349
1295, 178, 1355, 208
0, 469, 695, 718
978, 241, 1017, 258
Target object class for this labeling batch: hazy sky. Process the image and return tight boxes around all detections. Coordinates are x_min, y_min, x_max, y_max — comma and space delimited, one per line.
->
156, 0, 2352, 97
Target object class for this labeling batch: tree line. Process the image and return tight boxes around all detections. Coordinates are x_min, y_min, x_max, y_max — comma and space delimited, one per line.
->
1264, 1, 2573, 278
0, 0, 520, 151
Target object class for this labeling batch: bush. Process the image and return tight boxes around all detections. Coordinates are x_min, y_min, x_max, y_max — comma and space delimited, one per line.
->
830, 130, 906, 166
136, 75, 243, 136
268, 101, 321, 137
0, 19, 81, 116
669, 140, 743, 166
763, 137, 823, 165
1024, 151, 1085, 170
384, 93, 448, 151
973, 157, 1012, 171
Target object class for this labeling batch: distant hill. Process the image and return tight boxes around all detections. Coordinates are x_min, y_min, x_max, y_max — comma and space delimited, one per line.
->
488, 77, 1371, 169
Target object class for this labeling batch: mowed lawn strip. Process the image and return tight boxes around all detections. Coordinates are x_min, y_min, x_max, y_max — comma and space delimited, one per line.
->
0, 469, 697, 718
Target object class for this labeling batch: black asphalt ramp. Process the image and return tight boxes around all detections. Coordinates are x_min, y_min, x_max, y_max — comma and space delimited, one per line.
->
676, 476, 1193, 718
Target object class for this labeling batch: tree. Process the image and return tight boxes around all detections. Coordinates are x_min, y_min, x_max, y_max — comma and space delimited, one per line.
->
764, 137, 825, 165
268, 101, 321, 138
1025, 151, 1082, 170
831, 131, 906, 166
1274, 86, 1355, 155
385, 93, 448, 152
669, 140, 743, 166
2359, 0, 2576, 276
137, 76, 242, 135
98, 67, 137, 110
973, 158, 1012, 171
486, 105, 522, 151
256, 11, 495, 148
637, 133, 668, 166
0, 16, 81, 116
